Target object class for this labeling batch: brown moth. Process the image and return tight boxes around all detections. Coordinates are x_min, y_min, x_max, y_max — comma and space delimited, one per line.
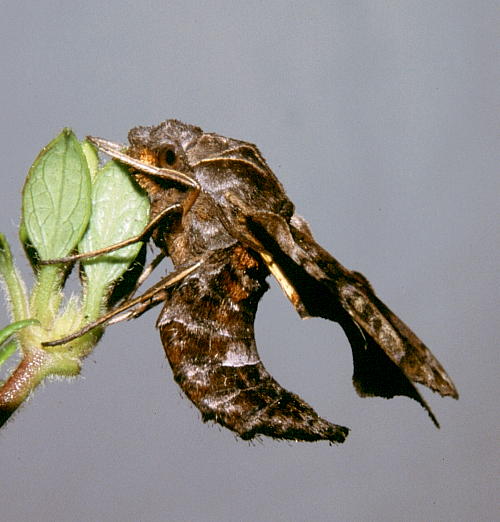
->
47, 120, 458, 443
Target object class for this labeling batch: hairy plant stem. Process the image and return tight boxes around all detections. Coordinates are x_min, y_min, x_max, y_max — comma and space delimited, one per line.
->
0, 348, 49, 425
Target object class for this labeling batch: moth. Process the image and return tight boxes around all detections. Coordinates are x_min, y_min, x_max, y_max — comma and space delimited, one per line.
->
47, 120, 458, 443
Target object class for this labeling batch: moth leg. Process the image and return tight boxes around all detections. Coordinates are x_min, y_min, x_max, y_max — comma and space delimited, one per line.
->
39, 203, 182, 265
128, 250, 166, 295
41, 260, 202, 347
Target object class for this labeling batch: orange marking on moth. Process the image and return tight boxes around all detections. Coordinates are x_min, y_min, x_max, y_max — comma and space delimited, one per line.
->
232, 245, 260, 270
217, 247, 262, 303
136, 147, 158, 166
220, 270, 249, 302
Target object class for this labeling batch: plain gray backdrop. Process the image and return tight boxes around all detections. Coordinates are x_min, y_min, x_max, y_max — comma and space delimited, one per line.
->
1, 2, 497, 521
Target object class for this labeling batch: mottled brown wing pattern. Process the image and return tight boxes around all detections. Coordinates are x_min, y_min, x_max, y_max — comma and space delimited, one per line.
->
243, 212, 457, 426
157, 245, 349, 443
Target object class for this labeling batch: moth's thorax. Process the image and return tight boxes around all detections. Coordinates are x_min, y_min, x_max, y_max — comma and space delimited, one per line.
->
122, 121, 294, 266
164, 194, 238, 267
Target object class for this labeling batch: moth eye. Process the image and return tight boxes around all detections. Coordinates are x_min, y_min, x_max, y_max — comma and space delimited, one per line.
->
158, 147, 177, 167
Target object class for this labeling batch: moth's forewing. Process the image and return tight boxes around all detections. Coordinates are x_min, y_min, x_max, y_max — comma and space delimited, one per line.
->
242, 211, 457, 426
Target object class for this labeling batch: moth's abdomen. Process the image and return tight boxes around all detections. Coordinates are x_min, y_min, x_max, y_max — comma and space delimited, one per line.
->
157, 246, 348, 443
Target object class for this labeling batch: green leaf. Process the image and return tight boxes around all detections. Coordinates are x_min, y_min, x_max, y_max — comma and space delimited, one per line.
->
22, 129, 92, 260
82, 139, 99, 182
0, 319, 39, 347
0, 234, 29, 322
79, 160, 150, 318
0, 341, 17, 367
0, 319, 40, 366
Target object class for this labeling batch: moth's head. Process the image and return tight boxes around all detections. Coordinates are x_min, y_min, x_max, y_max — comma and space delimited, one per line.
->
126, 119, 203, 173
127, 119, 260, 171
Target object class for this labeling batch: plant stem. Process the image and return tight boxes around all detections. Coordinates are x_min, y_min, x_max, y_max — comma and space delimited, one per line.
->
0, 348, 49, 427
30, 264, 64, 325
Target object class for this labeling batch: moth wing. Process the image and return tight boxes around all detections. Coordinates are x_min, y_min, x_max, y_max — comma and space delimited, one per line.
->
338, 279, 458, 399
243, 212, 457, 425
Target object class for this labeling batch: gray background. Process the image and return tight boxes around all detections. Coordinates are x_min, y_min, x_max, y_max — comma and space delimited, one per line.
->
1, 2, 498, 521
